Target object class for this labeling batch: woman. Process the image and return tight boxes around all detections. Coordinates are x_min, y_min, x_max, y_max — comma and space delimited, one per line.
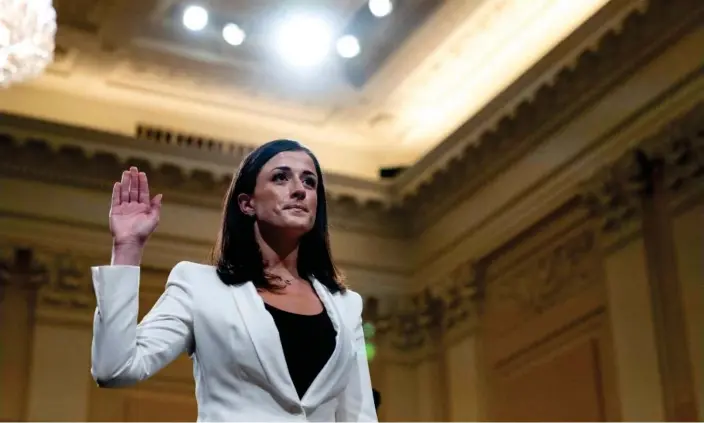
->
91, 139, 378, 422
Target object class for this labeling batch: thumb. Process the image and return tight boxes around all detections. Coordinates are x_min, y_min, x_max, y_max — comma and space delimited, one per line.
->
150, 193, 163, 211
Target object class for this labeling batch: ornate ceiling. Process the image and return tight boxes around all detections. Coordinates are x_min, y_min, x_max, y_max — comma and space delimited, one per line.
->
0, 0, 610, 179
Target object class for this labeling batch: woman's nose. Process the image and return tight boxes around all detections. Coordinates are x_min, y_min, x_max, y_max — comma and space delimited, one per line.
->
290, 180, 306, 199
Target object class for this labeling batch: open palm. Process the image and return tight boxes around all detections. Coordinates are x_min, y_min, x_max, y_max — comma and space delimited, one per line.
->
110, 167, 162, 245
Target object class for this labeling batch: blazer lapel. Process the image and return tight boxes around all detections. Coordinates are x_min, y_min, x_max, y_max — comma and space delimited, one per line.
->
229, 282, 299, 404
229, 279, 356, 408
302, 279, 355, 406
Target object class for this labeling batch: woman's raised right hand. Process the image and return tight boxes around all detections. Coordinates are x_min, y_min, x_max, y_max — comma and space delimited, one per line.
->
110, 167, 162, 247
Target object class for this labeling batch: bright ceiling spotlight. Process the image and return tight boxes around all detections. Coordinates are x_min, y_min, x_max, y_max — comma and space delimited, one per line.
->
222, 23, 245, 46
182, 5, 208, 31
369, 0, 393, 18
274, 14, 333, 68
336, 35, 360, 59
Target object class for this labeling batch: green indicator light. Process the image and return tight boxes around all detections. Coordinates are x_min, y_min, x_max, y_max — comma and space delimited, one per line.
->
365, 343, 376, 361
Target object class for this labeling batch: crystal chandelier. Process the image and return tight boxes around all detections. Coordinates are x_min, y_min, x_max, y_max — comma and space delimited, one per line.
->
0, 0, 57, 88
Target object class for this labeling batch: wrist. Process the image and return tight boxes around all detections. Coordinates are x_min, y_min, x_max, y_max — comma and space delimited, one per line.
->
111, 242, 145, 266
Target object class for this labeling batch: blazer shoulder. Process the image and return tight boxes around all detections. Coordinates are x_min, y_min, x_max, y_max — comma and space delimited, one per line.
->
338, 288, 363, 315
168, 261, 218, 285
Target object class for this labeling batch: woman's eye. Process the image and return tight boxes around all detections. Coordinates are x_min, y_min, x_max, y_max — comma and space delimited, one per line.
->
304, 177, 317, 188
272, 173, 287, 182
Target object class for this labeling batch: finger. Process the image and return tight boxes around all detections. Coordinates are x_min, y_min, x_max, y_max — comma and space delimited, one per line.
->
111, 182, 121, 207
120, 171, 130, 203
138, 172, 150, 204
150, 193, 163, 212
129, 167, 139, 202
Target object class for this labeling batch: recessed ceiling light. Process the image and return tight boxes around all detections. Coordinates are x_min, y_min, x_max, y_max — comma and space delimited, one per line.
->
369, 0, 393, 18
274, 15, 333, 68
183, 5, 208, 31
222, 23, 246, 46
336, 35, 360, 59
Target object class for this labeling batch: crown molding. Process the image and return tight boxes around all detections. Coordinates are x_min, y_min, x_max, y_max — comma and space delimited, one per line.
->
0, 116, 406, 238
394, 0, 704, 231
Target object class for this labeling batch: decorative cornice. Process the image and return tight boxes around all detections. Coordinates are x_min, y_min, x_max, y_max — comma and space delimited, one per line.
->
396, 0, 704, 232
0, 130, 406, 238
370, 102, 704, 354
1, 0, 699, 242
580, 102, 704, 246
581, 149, 650, 240
641, 102, 704, 203
491, 228, 597, 315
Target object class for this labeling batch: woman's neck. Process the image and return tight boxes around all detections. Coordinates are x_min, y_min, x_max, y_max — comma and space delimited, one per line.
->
254, 223, 300, 279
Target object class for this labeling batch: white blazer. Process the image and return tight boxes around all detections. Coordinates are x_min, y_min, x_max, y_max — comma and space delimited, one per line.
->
90, 261, 378, 422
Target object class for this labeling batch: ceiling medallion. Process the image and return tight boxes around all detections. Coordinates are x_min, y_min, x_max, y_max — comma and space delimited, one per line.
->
0, 0, 57, 88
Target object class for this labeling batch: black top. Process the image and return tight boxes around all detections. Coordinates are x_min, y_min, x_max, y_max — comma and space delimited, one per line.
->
265, 303, 337, 399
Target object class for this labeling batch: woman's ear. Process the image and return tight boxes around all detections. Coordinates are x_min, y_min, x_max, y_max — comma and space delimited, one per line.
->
237, 193, 255, 216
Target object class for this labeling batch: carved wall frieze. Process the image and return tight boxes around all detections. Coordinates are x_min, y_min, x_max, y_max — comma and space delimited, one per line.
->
493, 229, 596, 315
0, 247, 49, 290
400, 0, 704, 231
374, 228, 598, 353
0, 244, 94, 317
371, 260, 481, 352
37, 252, 94, 313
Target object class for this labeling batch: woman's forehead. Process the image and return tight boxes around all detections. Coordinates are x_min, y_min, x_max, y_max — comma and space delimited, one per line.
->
263, 151, 316, 172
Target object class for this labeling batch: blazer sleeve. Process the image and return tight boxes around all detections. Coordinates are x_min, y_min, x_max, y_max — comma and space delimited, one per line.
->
91, 262, 194, 387
336, 292, 378, 422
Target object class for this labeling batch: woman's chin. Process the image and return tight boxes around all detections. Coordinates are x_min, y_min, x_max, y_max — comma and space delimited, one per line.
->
280, 218, 314, 234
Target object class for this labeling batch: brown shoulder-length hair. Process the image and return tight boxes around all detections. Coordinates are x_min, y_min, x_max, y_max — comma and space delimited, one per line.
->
210, 139, 346, 293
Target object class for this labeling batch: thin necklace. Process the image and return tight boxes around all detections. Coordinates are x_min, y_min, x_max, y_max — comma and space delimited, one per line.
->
264, 271, 293, 287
